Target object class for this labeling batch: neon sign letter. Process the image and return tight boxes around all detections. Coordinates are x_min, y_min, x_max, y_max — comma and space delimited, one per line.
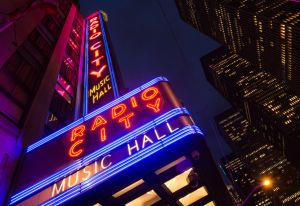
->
68, 125, 86, 157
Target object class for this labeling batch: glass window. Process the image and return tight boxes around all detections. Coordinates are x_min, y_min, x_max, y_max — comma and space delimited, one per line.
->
125, 190, 161, 206
113, 179, 145, 198
0, 52, 41, 125
55, 83, 72, 104
0, 92, 23, 124
42, 15, 61, 38
163, 168, 193, 193
155, 156, 186, 175
178, 187, 208, 206
49, 91, 73, 122
57, 75, 74, 97
204, 201, 216, 206
29, 29, 53, 58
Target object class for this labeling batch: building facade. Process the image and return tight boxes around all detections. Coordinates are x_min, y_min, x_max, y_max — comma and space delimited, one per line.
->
217, 109, 300, 205
176, 0, 300, 205
0, 0, 75, 204
176, 0, 300, 96
201, 47, 300, 169
1, 1, 232, 205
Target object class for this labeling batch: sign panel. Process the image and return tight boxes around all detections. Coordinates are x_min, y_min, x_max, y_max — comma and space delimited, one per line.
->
10, 77, 203, 206
17, 116, 199, 206
85, 12, 119, 114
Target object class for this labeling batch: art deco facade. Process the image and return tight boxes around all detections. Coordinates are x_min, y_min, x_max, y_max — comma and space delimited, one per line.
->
0, 0, 76, 204
176, 0, 300, 96
201, 47, 300, 169
217, 108, 300, 205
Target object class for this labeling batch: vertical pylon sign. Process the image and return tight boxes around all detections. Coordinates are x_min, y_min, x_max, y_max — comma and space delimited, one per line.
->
84, 11, 119, 114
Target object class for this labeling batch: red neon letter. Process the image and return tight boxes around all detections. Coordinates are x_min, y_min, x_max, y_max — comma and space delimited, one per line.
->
89, 32, 102, 40
118, 112, 134, 129
130, 97, 138, 108
71, 125, 85, 141
69, 125, 86, 157
90, 64, 107, 78
91, 116, 107, 142
90, 20, 99, 30
89, 17, 98, 23
100, 128, 106, 142
90, 41, 102, 51
146, 98, 161, 112
141, 87, 159, 100
91, 115, 107, 131
112, 104, 126, 119
69, 140, 84, 157
91, 56, 105, 67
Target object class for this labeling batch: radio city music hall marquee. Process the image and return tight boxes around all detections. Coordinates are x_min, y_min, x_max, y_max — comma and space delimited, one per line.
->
9, 11, 203, 206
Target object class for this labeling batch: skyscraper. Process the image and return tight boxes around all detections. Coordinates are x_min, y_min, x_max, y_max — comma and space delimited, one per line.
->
201, 47, 300, 169
217, 108, 300, 205
176, 0, 300, 96
1, 1, 232, 205
176, 1, 300, 204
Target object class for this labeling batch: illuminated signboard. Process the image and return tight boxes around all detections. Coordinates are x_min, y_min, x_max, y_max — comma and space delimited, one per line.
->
10, 77, 203, 206
85, 12, 119, 114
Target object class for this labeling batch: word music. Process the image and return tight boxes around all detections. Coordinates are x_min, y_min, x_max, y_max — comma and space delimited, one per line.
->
69, 86, 163, 158
89, 75, 111, 104
88, 14, 112, 106
52, 121, 179, 198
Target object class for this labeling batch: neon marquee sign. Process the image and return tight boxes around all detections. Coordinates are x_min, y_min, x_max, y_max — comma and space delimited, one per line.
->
85, 12, 119, 114
10, 77, 203, 206
68, 86, 163, 158
9, 11, 204, 206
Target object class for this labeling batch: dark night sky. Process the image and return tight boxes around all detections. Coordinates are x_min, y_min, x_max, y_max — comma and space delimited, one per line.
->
79, 0, 231, 165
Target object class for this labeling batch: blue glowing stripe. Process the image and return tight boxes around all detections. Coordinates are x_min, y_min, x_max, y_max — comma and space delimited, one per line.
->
40, 185, 81, 206
26, 76, 168, 153
83, 18, 89, 116
82, 107, 189, 165
26, 118, 84, 153
82, 126, 198, 191
99, 13, 119, 98
40, 125, 203, 206
10, 107, 187, 205
84, 76, 168, 121
10, 159, 82, 205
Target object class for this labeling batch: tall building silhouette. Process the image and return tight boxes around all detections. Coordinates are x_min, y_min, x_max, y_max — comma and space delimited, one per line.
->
176, 1, 300, 205
217, 109, 300, 205
201, 47, 300, 169
176, 0, 300, 96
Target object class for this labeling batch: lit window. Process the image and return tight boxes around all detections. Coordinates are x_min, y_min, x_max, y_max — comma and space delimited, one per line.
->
155, 156, 186, 175
113, 179, 144, 198
204, 201, 216, 206
178, 187, 208, 206
55, 83, 72, 104
57, 75, 74, 96
164, 168, 193, 193
125, 190, 160, 206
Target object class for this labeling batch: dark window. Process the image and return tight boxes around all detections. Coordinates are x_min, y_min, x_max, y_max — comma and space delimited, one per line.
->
47, 91, 74, 127
29, 29, 53, 58
42, 15, 61, 39
0, 52, 41, 125
58, 0, 72, 16
60, 56, 78, 87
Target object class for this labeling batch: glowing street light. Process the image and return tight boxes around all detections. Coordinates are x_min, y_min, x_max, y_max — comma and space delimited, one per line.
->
239, 178, 272, 206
